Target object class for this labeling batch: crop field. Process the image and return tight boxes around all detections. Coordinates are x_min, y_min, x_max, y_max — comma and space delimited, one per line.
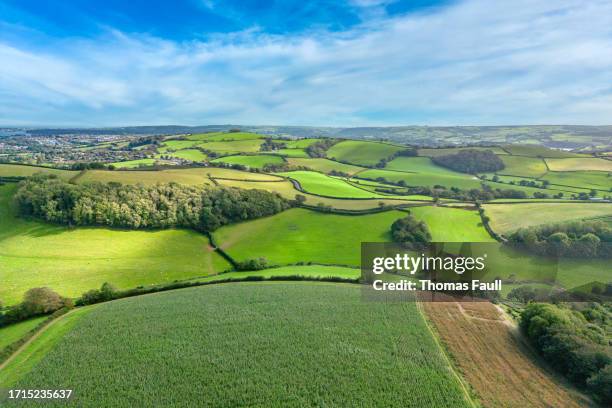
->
483, 202, 612, 234
286, 158, 365, 175
214, 208, 406, 266
277, 170, 404, 198
408, 206, 495, 242
498, 155, 547, 177
545, 157, 612, 172
185, 132, 263, 141
0, 184, 230, 305
326, 140, 404, 166
423, 301, 585, 408
213, 178, 419, 209
3, 283, 473, 407
211, 154, 284, 169
109, 158, 157, 168
501, 144, 586, 158
164, 149, 207, 161
356, 168, 483, 190
0, 164, 76, 179
541, 171, 612, 191
418, 146, 508, 157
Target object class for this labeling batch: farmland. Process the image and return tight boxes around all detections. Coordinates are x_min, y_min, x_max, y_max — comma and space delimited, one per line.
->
356, 168, 483, 190
3, 283, 473, 407
326, 140, 404, 166
501, 144, 586, 158
545, 157, 612, 172
0, 183, 230, 305
109, 158, 157, 168
163, 149, 207, 162
211, 154, 284, 169
286, 157, 365, 175
483, 202, 612, 234
498, 155, 547, 177
409, 206, 495, 242
0, 164, 75, 179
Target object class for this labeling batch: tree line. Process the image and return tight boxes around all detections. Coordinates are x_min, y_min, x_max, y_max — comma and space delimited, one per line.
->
432, 149, 505, 173
508, 220, 612, 258
15, 175, 291, 232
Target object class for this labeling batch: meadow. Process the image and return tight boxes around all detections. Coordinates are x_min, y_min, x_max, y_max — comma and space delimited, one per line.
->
0, 164, 76, 180
498, 155, 547, 177
185, 132, 264, 141
541, 171, 612, 191
269, 148, 309, 157
408, 206, 495, 242
109, 158, 157, 168
211, 154, 284, 169
0, 184, 230, 305
356, 168, 483, 190
4, 283, 473, 407
286, 157, 365, 175
417, 147, 508, 157
545, 157, 612, 172
0, 316, 47, 350
163, 149, 207, 162
326, 140, 404, 166
501, 144, 586, 158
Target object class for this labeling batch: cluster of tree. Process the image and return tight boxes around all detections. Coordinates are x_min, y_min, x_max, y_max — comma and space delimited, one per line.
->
260, 138, 287, 151
235, 257, 269, 271
508, 220, 612, 258
306, 139, 340, 158
15, 175, 291, 232
390, 213, 432, 245
0, 287, 72, 327
70, 162, 111, 171
432, 149, 505, 174
375, 148, 417, 168
521, 302, 611, 404
127, 137, 160, 149
77, 282, 118, 306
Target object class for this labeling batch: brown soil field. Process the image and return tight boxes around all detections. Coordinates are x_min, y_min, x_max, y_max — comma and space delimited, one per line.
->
422, 300, 591, 408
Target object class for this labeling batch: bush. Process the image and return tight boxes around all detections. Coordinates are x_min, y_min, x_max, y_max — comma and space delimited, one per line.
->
391, 214, 431, 245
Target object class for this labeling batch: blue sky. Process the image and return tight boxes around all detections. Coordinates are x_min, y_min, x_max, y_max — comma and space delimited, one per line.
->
0, 0, 611, 126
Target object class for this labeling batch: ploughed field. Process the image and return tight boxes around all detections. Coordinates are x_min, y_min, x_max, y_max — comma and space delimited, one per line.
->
2, 283, 473, 408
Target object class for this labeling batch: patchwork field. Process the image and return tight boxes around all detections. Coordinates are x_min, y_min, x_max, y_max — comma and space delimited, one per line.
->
287, 157, 365, 175
211, 154, 284, 169
185, 132, 263, 141
109, 158, 157, 168
545, 157, 612, 172
356, 168, 483, 190
2, 283, 473, 407
540, 171, 612, 191
483, 202, 612, 234
498, 155, 547, 177
0, 183, 230, 305
164, 149, 207, 161
501, 144, 586, 158
423, 301, 585, 408
0, 164, 76, 179
326, 140, 405, 166
418, 146, 507, 157
214, 208, 406, 266
409, 206, 495, 242
270, 148, 309, 157
198, 138, 265, 154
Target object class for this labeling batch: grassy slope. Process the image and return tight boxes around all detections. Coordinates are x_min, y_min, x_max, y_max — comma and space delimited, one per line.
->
185, 132, 263, 141
269, 148, 309, 157
326, 140, 404, 166
541, 171, 612, 191
196, 265, 360, 283
545, 157, 612, 172
483, 202, 612, 234
0, 184, 230, 305
0, 316, 47, 349
418, 147, 508, 157
109, 158, 157, 168
199, 139, 264, 153
165, 149, 207, 161
502, 145, 586, 158
498, 155, 547, 177
212, 154, 284, 169
356, 168, 483, 190
409, 206, 496, 242
287, 157, 365, 175
0, 164, 76, 179
6, 283, 472, 407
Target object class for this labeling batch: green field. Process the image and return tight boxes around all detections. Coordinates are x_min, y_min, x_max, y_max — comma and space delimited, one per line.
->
197, 265, 360, 283
501, 145, 586, 158
498, 155, 548, 177
409, 206, 495, 242
185, 132, 263, 141
278, 170, 404, 198
164, 149, 207, 161
0, 316, 47, 350
0, 164, 76, 180
545, 157, 612, 172
326, 140, 405, 166
214, 208, 405, 266
109, 158, 157, 168
0, 183, 230, 305
3, 283, 472, 407
212, 154, 284, 169
418, 146, 508, 157
541, 171, 612, 191
286, 157, 365, 175
199, 139, 264, 154
483, 202, 612, 234
356, 168, 483, 190
284, 138, 321, 148
158, 140, 200, 152
269, 148, 309, 157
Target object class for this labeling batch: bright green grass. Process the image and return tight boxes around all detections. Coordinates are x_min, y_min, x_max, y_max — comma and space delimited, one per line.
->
185, 132, 263, 141
483, 202, 612, 234
541, 171, 612, 191
214, 208, 406, 266
356, 168, 483, 190
270, 148, 309, 157
76, 167, 280, 185
284, 138, 321, 148
287, 158, 365, 175
545, 157, 612, 172
408, 206, 495, 242
498, 155, 548, 178
326, 140, 405, 166
196, 265, 360, 283
165, 149, 207, 161
0, 184, 231, 305
109, 158, 156, 168
278, 171, 403, 199
0, 316, 47, 350
502, 145, 586, 158
212, 154, 284, 169
0, 306, 95, 388
418, 147, 508, 157
6, 283, 472, 407
199, 139, 264, 154
0, 164, 76, 180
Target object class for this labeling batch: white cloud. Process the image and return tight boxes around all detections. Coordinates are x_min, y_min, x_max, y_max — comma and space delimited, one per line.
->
0, 0, 611, 126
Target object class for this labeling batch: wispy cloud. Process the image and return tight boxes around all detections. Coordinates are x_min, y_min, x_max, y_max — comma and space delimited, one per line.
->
0, 0, 611, 126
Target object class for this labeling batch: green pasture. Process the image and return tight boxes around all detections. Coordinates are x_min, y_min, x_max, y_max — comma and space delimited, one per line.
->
326, 140, 404, 166
418, 146, 507, 157
196, 265, 360, 283
356, 168, 483, 190
165, 149, 207, 161
109, 158, 156, 168
185, 132, 263, 141
0, 164, 76, 180
269, 148, 309, 157
212, 154, 284, 169
200, 139, 264, 154
408, 206, 495, 242
287, 158, 365, 175
541, 171, 612, 191
0, 316, 47, 350
502, 145, 586, 158
545, 157, 612, 172
284, 138, 321, 148
498, 155, 547, 178
0, 184, 230, 305
4, 283, 472, 407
